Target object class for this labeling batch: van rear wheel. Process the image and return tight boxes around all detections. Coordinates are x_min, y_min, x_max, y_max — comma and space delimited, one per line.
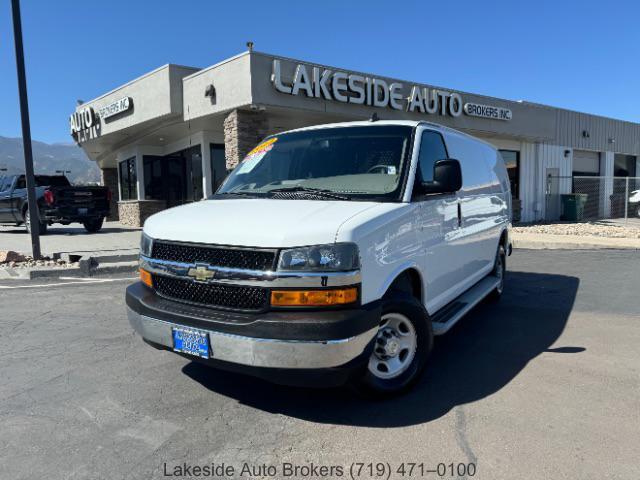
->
353, 291, 432, 397
488, 244, 506, 301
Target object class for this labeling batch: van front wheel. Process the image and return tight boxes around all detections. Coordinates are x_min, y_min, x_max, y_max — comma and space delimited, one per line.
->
354, 291, 432, 397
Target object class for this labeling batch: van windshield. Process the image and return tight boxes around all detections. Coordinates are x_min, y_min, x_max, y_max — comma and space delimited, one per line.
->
216, 125, 413, 201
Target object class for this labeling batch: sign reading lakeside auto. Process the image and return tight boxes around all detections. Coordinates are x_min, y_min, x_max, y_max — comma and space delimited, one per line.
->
271, 60, 511, 121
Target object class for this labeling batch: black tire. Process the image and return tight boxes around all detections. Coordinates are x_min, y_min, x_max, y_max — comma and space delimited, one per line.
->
83, 218, 104, 233
23, 208, 47, 235
488, 244, 506, 301
353, 291, 433, 397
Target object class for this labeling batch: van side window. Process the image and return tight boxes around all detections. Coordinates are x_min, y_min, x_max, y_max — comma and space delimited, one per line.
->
417, 131, 448, 183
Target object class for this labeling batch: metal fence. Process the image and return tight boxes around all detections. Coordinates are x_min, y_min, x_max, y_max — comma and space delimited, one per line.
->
544, 176, 640, 222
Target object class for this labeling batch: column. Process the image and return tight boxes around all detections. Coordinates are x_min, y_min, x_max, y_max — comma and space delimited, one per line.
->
518, 142, 538, 222
199, 131, 216, 198
135, 149, 145, 201
600, 152, 614, 217
223, 109, 269, 170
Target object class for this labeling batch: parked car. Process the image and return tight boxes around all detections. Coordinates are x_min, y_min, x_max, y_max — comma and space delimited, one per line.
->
629, 189, 640, 217
126, 120, 512, 396
0, 174, 111, 234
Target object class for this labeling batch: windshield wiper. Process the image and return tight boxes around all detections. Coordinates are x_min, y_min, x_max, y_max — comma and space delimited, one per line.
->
216, 191, 262, 198
267, 186, 350, 201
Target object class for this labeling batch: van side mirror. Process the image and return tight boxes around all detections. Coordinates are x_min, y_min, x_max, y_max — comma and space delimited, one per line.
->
420, 159, 462, 194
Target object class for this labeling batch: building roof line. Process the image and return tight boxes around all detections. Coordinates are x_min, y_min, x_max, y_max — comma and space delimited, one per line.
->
75, 63, 200, 110
181, 51, 251, 81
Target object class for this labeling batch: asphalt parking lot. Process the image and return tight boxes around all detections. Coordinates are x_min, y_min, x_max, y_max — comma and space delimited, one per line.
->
1, 249, 639, 480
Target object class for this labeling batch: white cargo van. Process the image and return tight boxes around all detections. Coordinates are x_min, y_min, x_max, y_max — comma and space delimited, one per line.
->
127, 120, 512, 395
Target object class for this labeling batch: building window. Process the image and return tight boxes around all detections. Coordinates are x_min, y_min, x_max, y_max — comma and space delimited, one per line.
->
141, 146, 203, 207
499, 150, 519, 198
119, 157, 137, 200
143, 155, 164, 201
210, 143, 226, 192
614, 154, 637, 177
190, 146, 203, 201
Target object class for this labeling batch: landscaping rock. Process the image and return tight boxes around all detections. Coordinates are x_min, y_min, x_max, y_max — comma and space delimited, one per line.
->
0, 251, 26, 264
513, 222, 640, 239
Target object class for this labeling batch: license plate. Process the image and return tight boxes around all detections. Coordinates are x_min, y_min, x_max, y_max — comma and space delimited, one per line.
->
78, 207, 88, 215
172, 327, 210, 359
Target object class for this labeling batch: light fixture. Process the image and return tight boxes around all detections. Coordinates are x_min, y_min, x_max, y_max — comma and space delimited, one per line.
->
608, 137, 616, 144
564, 149, 571, 158
582, 130, 590, 138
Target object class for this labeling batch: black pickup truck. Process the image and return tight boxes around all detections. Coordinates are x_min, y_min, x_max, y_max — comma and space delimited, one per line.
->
0, 174, 111, 234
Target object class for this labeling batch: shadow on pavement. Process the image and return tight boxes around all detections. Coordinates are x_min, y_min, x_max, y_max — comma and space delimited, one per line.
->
183, 271, 580, 427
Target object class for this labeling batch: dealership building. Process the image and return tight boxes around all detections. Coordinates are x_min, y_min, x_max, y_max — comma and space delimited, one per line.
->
70, 50, 640, 226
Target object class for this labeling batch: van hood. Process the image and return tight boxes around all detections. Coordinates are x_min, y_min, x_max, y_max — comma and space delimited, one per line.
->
143, 198, 381, 248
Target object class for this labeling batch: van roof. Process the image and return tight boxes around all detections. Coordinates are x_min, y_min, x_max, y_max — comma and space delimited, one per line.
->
279, 120, 498, 150
283, 120, 425, 134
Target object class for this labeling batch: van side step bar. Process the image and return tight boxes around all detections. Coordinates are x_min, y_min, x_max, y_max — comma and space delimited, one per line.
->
431, 275, 501, 336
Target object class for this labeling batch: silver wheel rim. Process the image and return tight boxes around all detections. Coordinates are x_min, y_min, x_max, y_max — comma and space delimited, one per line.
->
495, 252, 504, 294
25, 211, 30, 230
368, 313, 417, 380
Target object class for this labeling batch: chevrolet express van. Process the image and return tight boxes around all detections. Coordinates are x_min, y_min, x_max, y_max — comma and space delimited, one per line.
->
126, 120, 512, 395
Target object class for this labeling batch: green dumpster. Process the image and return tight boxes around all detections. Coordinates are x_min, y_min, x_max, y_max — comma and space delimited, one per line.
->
560, 194, 588, 221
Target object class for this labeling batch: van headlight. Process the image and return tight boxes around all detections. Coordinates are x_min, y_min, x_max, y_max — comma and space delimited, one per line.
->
277, 243, 359, 272
140, 233, 154, 257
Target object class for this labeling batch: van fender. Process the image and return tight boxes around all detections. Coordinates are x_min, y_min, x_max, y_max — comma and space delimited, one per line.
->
375, 261, 424, 302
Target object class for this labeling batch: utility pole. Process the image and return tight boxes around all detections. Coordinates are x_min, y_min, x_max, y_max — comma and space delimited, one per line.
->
11, 0, 41, 259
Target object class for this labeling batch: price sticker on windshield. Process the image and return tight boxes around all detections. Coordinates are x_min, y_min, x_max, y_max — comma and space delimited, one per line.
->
247, 137, 277, 156
238, 138, 278, 173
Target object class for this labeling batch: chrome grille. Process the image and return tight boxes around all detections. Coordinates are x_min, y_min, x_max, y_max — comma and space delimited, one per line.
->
154, 276, 269, 311
151, 241, 276, 271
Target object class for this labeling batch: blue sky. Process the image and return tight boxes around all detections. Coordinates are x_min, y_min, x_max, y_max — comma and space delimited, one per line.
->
1, 0, 639, 144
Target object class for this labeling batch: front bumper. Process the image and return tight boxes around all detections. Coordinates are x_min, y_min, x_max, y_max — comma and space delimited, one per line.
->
126, 282, 380, 383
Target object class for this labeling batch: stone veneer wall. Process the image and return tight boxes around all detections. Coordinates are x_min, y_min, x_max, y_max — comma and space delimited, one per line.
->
101, 168, 119, 221
223, 109, 269, 170
118, 200, 165, 227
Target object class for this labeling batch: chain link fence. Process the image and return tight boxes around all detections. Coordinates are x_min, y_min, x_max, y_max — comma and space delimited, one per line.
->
544, 176, 640, 222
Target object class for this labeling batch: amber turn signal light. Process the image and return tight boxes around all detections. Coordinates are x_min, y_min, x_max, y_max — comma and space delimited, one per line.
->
270, 287, 358, 307
139, 268, 153, 288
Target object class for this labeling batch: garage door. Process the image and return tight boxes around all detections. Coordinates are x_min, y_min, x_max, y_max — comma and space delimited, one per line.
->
573, 150, 600, 176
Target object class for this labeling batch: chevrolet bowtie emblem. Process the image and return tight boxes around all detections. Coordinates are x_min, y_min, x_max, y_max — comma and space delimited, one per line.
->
187, 265, 215, 282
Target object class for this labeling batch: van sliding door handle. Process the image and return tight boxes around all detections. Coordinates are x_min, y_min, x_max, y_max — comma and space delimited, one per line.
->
457, 202, 462, 227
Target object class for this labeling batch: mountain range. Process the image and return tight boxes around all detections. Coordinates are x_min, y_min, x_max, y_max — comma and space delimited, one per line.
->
0, 135, 101, 185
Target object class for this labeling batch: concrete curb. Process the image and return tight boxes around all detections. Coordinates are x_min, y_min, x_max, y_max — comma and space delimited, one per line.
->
1, 256, 138, 280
